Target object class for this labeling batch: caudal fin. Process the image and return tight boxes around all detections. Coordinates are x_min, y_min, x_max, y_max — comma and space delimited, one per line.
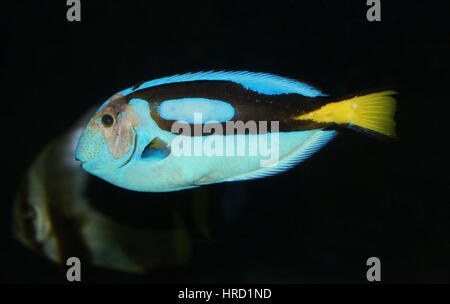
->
343, 90, 397, 138
293, 90, 397, 138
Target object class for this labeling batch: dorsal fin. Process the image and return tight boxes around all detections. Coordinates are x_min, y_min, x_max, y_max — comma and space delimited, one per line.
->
118, 71, 326, 97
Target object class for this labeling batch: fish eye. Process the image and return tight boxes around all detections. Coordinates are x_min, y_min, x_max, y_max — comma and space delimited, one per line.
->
101, 114, 114, 127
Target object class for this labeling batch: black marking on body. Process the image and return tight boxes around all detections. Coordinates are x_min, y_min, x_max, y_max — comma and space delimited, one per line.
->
124, 80, 333, 136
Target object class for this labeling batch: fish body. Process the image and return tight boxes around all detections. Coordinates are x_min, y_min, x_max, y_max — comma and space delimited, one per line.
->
75, 71, 397, 192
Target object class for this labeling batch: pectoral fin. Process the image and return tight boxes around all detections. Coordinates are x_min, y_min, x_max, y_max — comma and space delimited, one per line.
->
141, 137, 171, 161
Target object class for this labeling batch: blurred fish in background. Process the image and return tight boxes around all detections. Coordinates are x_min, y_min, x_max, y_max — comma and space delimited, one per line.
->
12, 107, 243, 274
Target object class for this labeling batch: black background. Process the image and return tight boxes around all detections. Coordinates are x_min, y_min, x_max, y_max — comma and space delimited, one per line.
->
1, 0, 449, 283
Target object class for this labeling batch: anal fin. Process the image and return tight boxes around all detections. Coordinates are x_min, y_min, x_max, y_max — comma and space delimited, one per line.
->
223, 130, 336, 182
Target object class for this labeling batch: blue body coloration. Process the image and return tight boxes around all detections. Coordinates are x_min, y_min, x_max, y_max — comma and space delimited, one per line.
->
75, 71, 337, 192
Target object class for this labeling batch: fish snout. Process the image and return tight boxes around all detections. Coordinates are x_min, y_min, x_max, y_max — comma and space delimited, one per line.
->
74, 153, 85, 164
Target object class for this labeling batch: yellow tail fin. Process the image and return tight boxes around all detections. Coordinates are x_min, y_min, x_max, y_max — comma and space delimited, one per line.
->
293, 90, 397, 137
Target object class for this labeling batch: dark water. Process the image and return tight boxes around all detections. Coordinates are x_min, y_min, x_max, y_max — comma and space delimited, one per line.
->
1, 0, 449, 283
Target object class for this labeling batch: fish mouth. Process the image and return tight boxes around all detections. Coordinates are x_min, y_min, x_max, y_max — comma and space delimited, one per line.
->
74, 154, 85, 167
118, 128, 138, 169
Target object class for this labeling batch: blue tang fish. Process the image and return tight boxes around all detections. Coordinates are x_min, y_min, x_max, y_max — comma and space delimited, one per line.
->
75, 71, 397, 192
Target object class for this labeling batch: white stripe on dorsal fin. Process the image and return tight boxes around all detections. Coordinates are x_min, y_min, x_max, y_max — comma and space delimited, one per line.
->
222, 130, 337, 183
119, 71, 326, 97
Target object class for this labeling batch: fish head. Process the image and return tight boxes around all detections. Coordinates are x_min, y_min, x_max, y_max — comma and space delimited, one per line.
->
75, 94, 139, 175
